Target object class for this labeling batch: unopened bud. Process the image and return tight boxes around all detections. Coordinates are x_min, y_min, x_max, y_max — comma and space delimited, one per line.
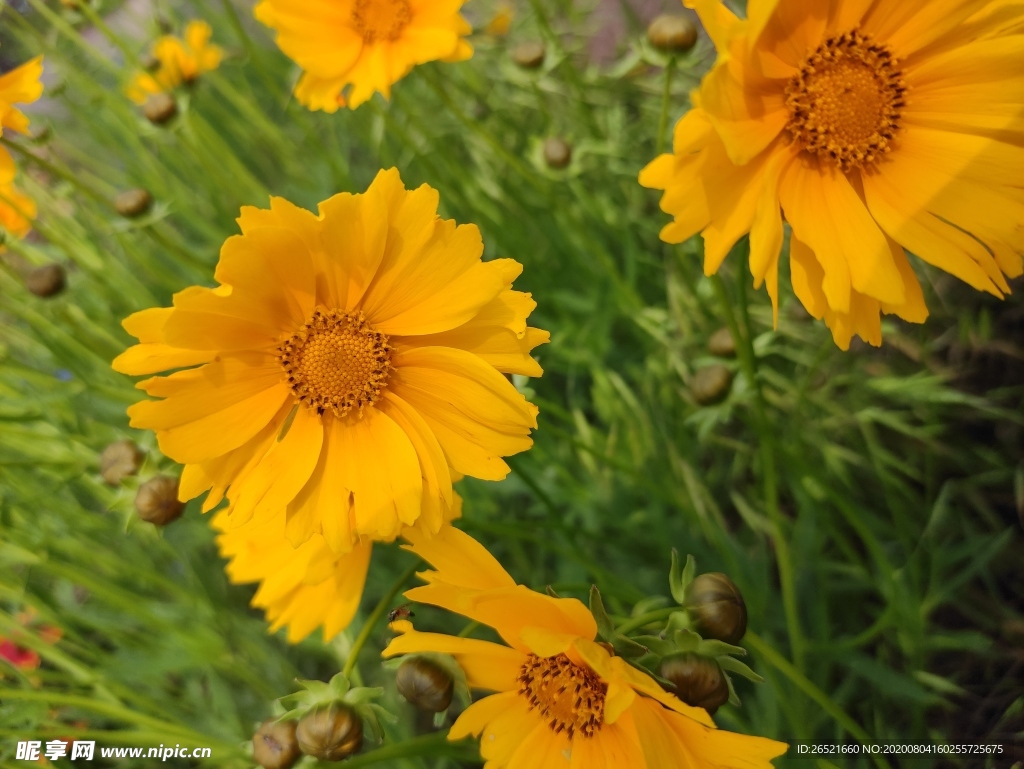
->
512, 41, 545, 69
100, 440, 144, 485
143, 93, 177, 125
396, 657, 454, 713
691, 364, 733, 405
296, 704, 362, 761
707, 327, 736, 358
25, 264, 66, 298
141, 54, 161, 72
253, 719, 300, 769
685, 572, 747, 644
647, 14, 698, 53
658, 652, 729, 713
543, 137, 572, 170
134, 475, 185, 526
114, 188, 153, 218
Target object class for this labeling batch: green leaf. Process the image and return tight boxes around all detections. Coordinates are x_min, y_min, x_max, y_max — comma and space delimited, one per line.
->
669, 549, 697, 604
717, 655, 764, 683
589, 585, 616, 641
696, 639, 746, 658
612, 635, 649, 658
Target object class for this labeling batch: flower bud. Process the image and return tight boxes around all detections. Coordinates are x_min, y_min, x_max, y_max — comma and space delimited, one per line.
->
100, 440, 143, 485
395, 657, 454, 713
658, 652, 729, 713
707, 327, 736, 358
143, 93, 177, 125
543, 137, 572, 170
691, 364, 733, 405
25, 264, 66, 298
684, 572, 747, 644
114, 188, 153, 218
134, 475, 185, 526
512, 41, 545, 69
253, 719, 300, 769
296, 704, 363, 761
141, 54, 161, 72
646, 14, 698, 54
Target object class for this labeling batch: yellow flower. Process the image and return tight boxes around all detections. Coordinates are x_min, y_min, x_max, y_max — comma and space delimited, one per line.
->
484, 6, 514, 37
0, 183, 37, 241
0, 56, 43, 184
383, 527, 788, 768
113, 169, 547, 560
254, 0, 473, 111
126, 21, 223, 105
640, 0, 1024, 349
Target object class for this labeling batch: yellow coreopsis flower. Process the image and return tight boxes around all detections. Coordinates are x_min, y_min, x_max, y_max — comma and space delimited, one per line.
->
640, 0, 1024, 349
113, 169, 547, 559
126, 21, 223, 105
0, 183, 37, 240
383, 527, 788, 768
254, 0, 473, 111
0, 56, 44, 184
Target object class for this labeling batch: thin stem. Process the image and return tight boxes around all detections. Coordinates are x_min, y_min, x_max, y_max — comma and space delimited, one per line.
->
333, 732, 478, 768
615, 606, 678, 636
656, 58, 677, 154
341, 562, 419, 679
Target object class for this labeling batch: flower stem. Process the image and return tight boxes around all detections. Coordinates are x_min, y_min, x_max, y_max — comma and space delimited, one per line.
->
656, 57, 677, 154
335, 732, 479, 767
341, 562, 419, 680
615, 606, 678, 636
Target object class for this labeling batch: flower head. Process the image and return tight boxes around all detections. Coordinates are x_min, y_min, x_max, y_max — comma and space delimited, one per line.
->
255, 0, 473, 111
641, 0, 1024, 349
114, 169, 546, 560
126, 21, 223, 105
0, 56, 44, 184
383, 527, 787, 768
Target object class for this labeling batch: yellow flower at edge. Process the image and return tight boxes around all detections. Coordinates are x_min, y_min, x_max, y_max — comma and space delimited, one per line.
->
640, 0, 1024, 349
0, 182, 37, 241
126, 21, 223, 105
484, 5, 514, 37
113, 168, 547, 563
255, 0, 473, 111
0, 55, 44, 184
383, 527, 788, 769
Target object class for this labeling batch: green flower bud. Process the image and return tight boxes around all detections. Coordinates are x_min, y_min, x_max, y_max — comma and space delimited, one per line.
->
646, 14, 698, 54
396, 657, 454, 713
114, 188, 153, 218
684, 572, 747, 644
25, 264, 66, 298
543, 137, 573, 170
512, 41, 545, 69
707, 327, 736, 358
296, 703, 363, 761
253, 719, 300, 769
658, 652, 729, 713
143, 93, 177, 125
691, 364, 733, 405
100, 440, 143, 485
134, 475, 185, 526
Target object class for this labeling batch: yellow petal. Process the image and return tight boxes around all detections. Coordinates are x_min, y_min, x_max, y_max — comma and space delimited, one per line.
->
382, 627, 523, 691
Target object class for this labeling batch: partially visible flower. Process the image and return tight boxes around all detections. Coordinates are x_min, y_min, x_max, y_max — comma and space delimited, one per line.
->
484, 5, 514, 37
0, 182, 37, 240
126, 21, 223, 105
255, 0, 473, 111
1, 610, 61, 672
640, 0, 1024, 349
0, 56, 44, 184
383, 527, 787, 768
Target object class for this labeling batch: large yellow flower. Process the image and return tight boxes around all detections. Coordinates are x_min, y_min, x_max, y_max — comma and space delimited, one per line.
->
113, 169, 547, 560
254, 0, 473, 111
383, 527, 788, 768
0, 183, 37, 240
126, 21, 223, 105
641, 0, 1024, 349
0, 56, 43, 184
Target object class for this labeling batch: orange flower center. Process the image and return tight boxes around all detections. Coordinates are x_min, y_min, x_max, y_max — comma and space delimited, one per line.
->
517, 654, 607, 739
351, 0, 413, 44
785, 29, 906, 171
278, 309, 393, 418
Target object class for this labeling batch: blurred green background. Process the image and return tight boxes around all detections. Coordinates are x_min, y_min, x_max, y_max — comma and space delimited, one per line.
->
0, 0, 1021, 766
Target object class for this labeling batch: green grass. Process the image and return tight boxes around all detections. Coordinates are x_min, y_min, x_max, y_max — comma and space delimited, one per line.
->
0, 0, 1022, 767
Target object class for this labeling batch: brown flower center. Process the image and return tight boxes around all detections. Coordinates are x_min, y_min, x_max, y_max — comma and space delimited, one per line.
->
517, 654, 607, 739
278, 309, 393, 418
785, 29, 906, 171
351, 0, 413, 44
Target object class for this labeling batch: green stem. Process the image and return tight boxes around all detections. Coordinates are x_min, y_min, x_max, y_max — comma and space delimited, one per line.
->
709, 267, 805, 670
341, 562, 419, 679
1, 139, 111, 207
327, 732, 478, 768
75, 1, 142, 69
615, 606, 678, 636
656, 58, 677, 154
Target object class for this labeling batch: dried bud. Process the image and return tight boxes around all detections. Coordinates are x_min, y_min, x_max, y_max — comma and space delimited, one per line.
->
542, 137, 572, 170
691, 364, 733, 405
296, 704, 363, 761
512, 41, 546, 69
658, 652, 729, 713
134, 475, 185, 526
143, 93, 177, 125
25, 264, 66, 298
114, 188, 153, 218
100, 440, 144, 485
253, 719, 300, 769
707, 327, 736, 358
685, 572, 747, 645
646, 14, 698, 54
396, 657, 454, 713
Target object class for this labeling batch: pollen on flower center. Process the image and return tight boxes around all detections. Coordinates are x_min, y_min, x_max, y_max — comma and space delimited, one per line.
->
351, 0, 413, 44
278, 309, 393, 418
517, 653, 607, 739
785, 29, 906, 171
